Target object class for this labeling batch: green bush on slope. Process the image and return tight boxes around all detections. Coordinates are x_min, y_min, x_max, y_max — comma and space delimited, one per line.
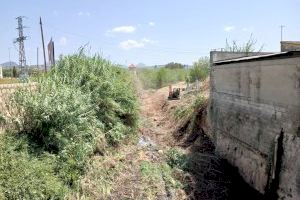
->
1, 51, 138, 199
51, 51, 138, 143
0, 134, 67, 199
137, 67, 187, 89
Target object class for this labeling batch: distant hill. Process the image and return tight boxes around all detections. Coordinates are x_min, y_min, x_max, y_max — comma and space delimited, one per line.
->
0, 62, 45, 69
136, 63, 146, 68
0, 61, 18, 68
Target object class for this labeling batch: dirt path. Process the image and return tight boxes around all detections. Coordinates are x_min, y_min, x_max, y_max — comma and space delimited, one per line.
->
108, 79, 265, 200
139, 83, 185, 147
109, 83, 188, 200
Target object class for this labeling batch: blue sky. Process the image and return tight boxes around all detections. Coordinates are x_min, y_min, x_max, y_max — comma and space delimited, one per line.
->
0, 0, 299, 66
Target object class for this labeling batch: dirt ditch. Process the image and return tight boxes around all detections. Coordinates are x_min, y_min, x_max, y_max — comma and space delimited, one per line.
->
109, 81, 265, 199
139, 82, 265, 199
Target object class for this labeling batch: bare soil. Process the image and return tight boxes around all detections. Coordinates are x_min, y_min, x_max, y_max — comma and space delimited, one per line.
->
109, 80, 264, 200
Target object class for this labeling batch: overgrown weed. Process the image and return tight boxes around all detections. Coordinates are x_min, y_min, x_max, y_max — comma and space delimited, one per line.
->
0, 50, 139, 199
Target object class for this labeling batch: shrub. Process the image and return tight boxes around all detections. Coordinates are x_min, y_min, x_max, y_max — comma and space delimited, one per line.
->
50, 51, 138, 143
156, 67, 167, 88
137, 67, 187, 89
166, 148, 187, 170
189, 57, 209, 83
2, 50, 139, 198
0, 134, 67, 199
0, 50, 137, 199
11, 83, 100, 154
10, 82, 101, 186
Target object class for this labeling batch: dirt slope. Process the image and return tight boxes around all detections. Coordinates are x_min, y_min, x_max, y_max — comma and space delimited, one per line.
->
139, 82, 186, 146
107, 79, 263, 200
108, 82, 188, 199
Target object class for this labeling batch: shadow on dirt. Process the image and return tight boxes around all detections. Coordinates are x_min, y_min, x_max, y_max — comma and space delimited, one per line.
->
173, 109, 265, 200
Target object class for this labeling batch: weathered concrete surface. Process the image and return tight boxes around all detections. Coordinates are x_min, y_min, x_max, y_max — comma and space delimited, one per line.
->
208, 51, 300, 199
210, 51, 272, 63
281, 41, 300, 52
0, 83, 36, 114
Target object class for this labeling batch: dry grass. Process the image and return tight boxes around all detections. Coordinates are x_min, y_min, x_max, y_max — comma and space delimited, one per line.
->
0, 78, 19, 85
68, 151, 126, 200
69, 80, 210, 200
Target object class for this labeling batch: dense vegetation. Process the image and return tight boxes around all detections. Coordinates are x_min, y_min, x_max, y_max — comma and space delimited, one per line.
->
137, 67, 187, 89
137, 58, 209, 89
164, 62, 185, 69
0, 50, 138, 199
2, 67, 43, 78
188, 57, 210, 83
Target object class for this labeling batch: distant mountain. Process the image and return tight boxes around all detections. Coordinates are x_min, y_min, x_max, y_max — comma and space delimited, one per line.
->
0, 61, 18, 68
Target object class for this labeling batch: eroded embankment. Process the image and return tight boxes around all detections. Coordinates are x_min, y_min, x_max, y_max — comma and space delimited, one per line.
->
169, 90, 265, 200
92, 80, 266, 199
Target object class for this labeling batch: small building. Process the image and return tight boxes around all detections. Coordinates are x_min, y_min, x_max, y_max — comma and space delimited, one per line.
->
281, 41, 300, 52
128, 64, 137, 75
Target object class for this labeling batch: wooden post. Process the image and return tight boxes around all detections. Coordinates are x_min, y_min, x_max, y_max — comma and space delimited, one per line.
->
40, 17, 47, 72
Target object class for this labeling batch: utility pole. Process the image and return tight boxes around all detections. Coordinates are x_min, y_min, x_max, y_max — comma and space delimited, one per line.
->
14, 16, 28, 77
280, 25, 285, 42
40, 17, 47, 72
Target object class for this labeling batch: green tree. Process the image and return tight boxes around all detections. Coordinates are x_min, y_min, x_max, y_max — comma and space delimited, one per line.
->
189, 57, 209, 82
2, 68, 12, 77
156, 67, 167, 88
12, 66, 17, 78
165, 62, 184, 69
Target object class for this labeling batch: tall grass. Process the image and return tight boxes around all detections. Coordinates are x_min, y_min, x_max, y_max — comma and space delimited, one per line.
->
1, 50, 138, 199
137, 67, 187, 89
137, 58, 209, 89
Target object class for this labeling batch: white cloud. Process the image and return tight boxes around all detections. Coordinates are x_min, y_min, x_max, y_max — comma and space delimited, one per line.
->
58, 37, 67, 46
78, 11, 91, 17
119, 38, 157, 50
224, 26, 235, 32
112, 26, 136, 33
119, 40, 144, 50
142, 38, 157, 44
149, 22, 155, 26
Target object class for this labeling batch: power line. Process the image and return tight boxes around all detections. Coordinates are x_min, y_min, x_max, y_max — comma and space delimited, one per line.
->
14, 16, 28, 77
280, 25, 285, 42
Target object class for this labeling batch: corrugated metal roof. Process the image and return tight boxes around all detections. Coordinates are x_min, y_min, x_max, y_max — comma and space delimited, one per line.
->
213, 51, 300, 65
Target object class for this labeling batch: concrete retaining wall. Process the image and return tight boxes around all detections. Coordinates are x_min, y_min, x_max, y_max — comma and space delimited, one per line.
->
209, 52, 300, 199
210, 51, 272, 63
0, 83, 36, 115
